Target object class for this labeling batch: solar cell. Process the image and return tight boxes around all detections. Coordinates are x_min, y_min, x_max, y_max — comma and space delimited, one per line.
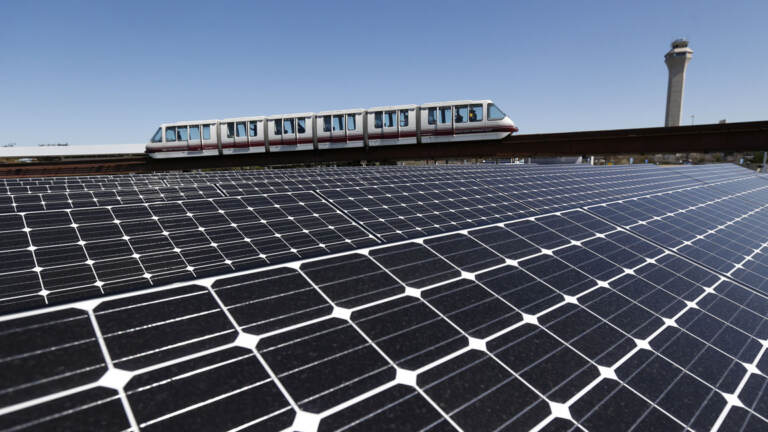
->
125, 347, 295, 431
0, 387, 130, 431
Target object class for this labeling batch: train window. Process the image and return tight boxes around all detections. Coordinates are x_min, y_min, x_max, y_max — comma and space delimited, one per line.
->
439, 107, 451, 124
488, 104, 506, 120
297, 118, 306, 134
151, 128, 162, 143
428, 108, 436, 125
323, 116, 332, 132
165, 127, 176, 142
177, 127, 188, 141
384, 111, 396, 128
236, 122, 247, 137
347, 114, 356, 131
284, 119, 294, 134
374, 112, 383, 129
226, 123, 235, 138
332, 115, 344, 132
189, 126, 200, 140
469, 104, 483, 122
399, 110, 409, 127
249, 122, 258, 137
455, 106, 468, 123
203, 125, 211, 140
274, 119, 283, 135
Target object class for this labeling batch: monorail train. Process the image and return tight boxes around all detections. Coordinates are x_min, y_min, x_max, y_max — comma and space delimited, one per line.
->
146, 100, 517, 158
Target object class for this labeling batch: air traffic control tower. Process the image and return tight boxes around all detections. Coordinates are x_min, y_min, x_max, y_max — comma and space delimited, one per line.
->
664, 39, 693, 126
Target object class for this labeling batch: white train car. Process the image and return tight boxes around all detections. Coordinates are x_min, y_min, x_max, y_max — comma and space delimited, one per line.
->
419, 100, 516, 144
145, 99, 517, 158
266, 113, 314, 152
366, 104, 417, 147
316, 109, 365, 150
219, 117, 266, 155
147, 120, 219, 158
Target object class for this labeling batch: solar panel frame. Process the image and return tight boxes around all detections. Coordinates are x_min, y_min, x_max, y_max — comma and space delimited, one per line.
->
1, 163, 768, 431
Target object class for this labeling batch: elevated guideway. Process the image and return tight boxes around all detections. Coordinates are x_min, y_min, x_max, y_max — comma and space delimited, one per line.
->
1, 120, 767, 176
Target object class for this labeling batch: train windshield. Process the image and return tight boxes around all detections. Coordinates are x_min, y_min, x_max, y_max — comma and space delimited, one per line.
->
488, 104, 507, 121
150, 128, 162, 143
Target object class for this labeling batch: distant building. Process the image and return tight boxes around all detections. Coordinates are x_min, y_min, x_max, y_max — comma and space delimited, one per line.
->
664, 39, 693, 127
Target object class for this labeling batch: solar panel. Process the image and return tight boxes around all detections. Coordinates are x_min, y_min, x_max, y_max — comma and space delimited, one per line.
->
0, 191, 377, 313
1, 163, 767, 431
0, 185, 224, 214
588, 177, 768, 295
319, 181, 538, 241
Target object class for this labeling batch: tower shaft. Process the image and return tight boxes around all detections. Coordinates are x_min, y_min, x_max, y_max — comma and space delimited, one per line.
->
664, 39, 693, 127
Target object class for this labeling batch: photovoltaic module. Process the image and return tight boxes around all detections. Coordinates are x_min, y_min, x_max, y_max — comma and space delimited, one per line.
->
1, 163, 768, 431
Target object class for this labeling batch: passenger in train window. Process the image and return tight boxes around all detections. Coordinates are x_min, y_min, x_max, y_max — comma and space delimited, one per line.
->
297, 118, 306, 134
323, 116, 332, 132
455, 106, 468, 123
347, 114, 356, 130
189, 126, 201, 140
400, 110, 408, 127
166, 127, 176, 142
374, 112, 383, 128
226, 123, 235, 138
284, 119, 294, 134
249, 122, 258, 137
428, 108, 436, 125
203, 125, 211, 140
274, 119, 282, 135
384, 111, 395, 127
177, 126, 188, 141
332, 115, 344, 131
469, 104, 483, 122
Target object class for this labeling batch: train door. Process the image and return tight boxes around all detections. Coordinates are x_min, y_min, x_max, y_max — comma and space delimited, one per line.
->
295, 116, 313, 150
436, 105, 453, 139
453, 104, 471, 136
420, 107, 437, 142
346, 112, 364, 146
331, 114, 345, 145
248, 119, 265, 150
188, 125, 202, 151
382, 110, 397, 144
468, 103, 485, 134
220, 122, 235, 150
201, 124, 218, 154
163, 126, 178, 154
268, 118, 283, 150
283, 118, 298, 147
176, 125, 189, 152
234, 121, 248, 148
317, 115, 331, 149
367, 111, 382, 144
398, 107, 417, 144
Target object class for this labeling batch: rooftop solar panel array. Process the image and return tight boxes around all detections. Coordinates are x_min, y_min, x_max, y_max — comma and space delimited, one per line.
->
1, 162, 767, 432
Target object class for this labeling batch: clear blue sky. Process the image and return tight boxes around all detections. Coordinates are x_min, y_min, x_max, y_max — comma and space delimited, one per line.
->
1, 0, 766, 145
